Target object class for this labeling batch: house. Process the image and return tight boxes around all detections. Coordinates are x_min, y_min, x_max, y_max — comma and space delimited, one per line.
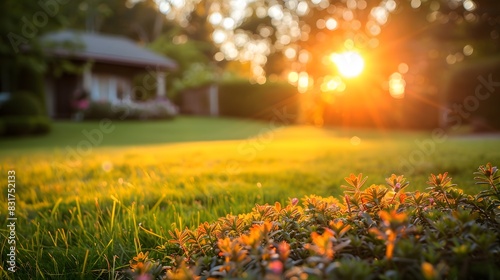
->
41, 30, 177, 118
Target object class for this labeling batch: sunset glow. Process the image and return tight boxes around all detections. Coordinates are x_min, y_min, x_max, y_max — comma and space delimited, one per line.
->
330, 51, 365, 78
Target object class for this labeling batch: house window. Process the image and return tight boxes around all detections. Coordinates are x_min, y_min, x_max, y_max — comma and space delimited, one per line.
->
116, 78, 132, 102
91, 75, 132, 103
98, 77, 110, 101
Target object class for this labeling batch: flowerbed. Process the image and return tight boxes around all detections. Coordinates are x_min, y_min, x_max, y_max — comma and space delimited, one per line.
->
122, 164, 500, 279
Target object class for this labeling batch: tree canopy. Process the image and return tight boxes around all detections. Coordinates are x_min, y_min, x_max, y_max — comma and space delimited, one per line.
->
2, 0, 499, 98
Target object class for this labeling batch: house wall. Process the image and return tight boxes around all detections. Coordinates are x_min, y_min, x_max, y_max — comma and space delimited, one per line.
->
45, 61, 172, 119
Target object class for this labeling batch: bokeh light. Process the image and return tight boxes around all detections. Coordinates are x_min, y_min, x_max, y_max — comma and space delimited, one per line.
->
389, 72, 406, 98
463, 45, 474, 56
350, 136, 361, 145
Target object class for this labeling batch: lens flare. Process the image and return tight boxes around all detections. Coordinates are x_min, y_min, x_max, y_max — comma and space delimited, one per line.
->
330, 51, 365, 78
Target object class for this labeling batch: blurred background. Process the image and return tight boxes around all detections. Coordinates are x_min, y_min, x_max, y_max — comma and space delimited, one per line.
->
1, 0, 500, 137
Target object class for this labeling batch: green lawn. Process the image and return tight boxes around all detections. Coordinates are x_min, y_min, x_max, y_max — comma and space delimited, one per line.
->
1, 117, 500, 278
0, 117, 272, 153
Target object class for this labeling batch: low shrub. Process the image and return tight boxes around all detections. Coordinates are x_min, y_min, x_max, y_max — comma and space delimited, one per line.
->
0, 119, 4, 136
1, 116, 36, 136
82, 101, 113, 120
121, 163, 500, 279
0, 92, 52, 137
1, 115, 52, 136
0, 91, 44, 117
136, 100, 178, 120
83, 100, 178, 120
31, 116, 52, 134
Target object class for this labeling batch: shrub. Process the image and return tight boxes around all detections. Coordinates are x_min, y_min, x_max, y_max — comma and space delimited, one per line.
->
0, 92, 52, 137
83, 100, 178, 120
0, 91, 44, 117
145, 100, 178, 119
121, 163, 500, 279
1, 116, 36, 136
0, 115, 52, 136
0, 118, 5, 136
82, 101, 114, 120
31, 116, 52, 134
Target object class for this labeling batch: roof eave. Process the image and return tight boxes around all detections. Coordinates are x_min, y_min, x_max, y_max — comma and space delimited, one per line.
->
46, 49, 178, 71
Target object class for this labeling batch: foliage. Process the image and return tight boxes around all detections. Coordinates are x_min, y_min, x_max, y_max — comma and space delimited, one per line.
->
160, 0, 499, 130
0, 118, 4, 135
172, 63, 219, 96
0, 116, 51, 136
218, 80, 300, 122
316, 82, 440, 129
126, 164, 500, 279
14, 63, 47, 112
445, 56, 500, 131
120, 252, 166, 280
0, 116, 35, 136
83, 100, 178, 120
0, 92, 44, 117
149, 32, 217, 98
0, 91, 51, 136
81, 100, 113, 120
150, 33, 213, 71
0, 0, 59, 99
0, 1, 52, 137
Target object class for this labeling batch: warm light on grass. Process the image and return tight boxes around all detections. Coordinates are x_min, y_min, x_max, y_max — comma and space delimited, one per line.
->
330, 51, 365, 78
2, 118, 500, 278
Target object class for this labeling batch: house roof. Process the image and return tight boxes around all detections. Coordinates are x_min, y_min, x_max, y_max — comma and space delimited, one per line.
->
41, 30, 177, 71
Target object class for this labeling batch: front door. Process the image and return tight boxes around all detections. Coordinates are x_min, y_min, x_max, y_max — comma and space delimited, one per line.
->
54, 73, 78, 119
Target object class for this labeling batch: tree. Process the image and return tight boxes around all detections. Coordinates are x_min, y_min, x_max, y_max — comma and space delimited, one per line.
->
0, 0, 64, 99
176, 0, 499, 127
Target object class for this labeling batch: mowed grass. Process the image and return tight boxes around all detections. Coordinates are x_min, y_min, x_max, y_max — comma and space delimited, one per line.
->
1, 117, 500, 279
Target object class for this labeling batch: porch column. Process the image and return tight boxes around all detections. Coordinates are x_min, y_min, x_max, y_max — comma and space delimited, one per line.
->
208, 84, 218, 116
83, 66, 92, 93
156, 71, 166, 98
44, 78, 54, 117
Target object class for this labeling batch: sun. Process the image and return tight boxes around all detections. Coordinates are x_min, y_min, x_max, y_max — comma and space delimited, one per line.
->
330, 51, 365, 78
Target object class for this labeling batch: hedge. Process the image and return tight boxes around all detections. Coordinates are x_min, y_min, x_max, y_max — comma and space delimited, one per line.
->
322, 86, 440, 130
0, 116, 51, 136
446, 57, 500, 131
218, 81, 300, 123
